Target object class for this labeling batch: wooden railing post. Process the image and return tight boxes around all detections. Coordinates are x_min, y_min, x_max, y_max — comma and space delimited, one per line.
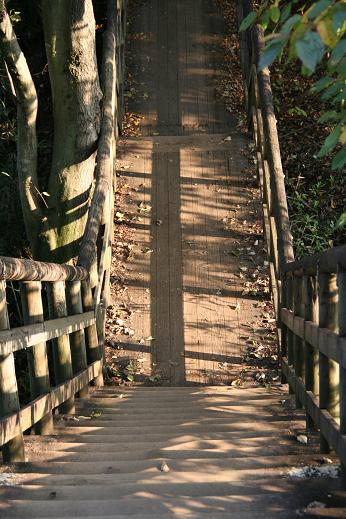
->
66, 281, 88, 398
318, 271, 339, 453
20, 281, 53, 435
81, 279, 104, 386
337, 268, 346, 438
47, 281, 75, 414
0, 281, 25, 461
292, 275, 303, 407
303, 274, 319, 429
286, 275, 294, 357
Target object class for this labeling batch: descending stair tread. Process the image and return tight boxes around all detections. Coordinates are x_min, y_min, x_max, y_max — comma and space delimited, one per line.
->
4, 453, 334, 474
0, 513, 316, 519
1, 480, 343, 500
0, 466, 337, 485
0, 495, 344, 517
24, 445, 317, 462
2, 385, 343, 517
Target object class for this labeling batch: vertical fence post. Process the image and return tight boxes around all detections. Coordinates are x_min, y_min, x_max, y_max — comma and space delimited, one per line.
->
66, 281, 88, 398
81, 279, 104, 386
292, 275, 303, 407
318, 271, 339, 453
286, 275, 294, 365
21, 281, 53, 435
47, 281, 75, 414
0, 281, 25, 461
337, 267, 346, 441
303, 274, 319, 429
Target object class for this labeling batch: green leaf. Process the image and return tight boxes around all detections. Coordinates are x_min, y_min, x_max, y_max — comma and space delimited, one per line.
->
321, 82, 343, 100
260, 10, 270, 31
281, 14, 301, 36
333, 5, 346, 32
312, 76, 333, 93
318, 110, 339, 123
258, 38, 286, 69
307, 0, 330, 20
239, 11, 257, 32
126, 373, 134, 382
317, 17, 338, 47
332, 146, 346, 170
332, 85, 346, 104
336, 211, 346, 228
330, 39, 346, 67
280, 4, 291, 23
317, 126, 341, 157
295, 31, 325, 72
269, 6, 280, 23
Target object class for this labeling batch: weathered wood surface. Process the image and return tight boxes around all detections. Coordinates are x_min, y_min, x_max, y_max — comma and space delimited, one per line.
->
250, 25, 294, 271
112, 0, 267, 385
0, 360, 102, 447
126, 0, 234, 136
47, 282, 75, 415
78, 0, 117, 275
0, 311, 96, 356
1, 386, 345, 518
283, 244, 346, 276
0, 256, 88, 282
0, 281, 25, 462
20, 281, 53, 435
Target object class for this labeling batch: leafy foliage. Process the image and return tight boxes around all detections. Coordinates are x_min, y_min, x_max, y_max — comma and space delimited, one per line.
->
241, 0, 346, 170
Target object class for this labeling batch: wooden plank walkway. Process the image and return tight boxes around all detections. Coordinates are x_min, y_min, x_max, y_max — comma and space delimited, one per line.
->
1, 2, 345, 518
111, 0, 267, 385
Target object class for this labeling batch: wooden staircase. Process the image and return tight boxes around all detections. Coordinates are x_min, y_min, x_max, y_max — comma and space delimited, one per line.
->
1, 386, 345, 518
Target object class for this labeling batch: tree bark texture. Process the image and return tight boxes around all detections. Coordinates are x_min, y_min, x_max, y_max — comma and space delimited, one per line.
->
0, 1, 102, 264
40, 0, 102, 263
0, 5, 41, 252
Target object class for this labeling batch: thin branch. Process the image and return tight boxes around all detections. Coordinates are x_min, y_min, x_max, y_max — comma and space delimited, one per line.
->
0, 5, 42, 252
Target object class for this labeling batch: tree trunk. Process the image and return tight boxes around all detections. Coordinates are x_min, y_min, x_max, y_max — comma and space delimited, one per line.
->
0, 4, 42, 251
39, 0, 102, 263
0, 1, 102, 263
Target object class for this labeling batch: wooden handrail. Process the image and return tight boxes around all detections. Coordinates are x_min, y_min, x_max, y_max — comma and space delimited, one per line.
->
78, 0, 118, 276
0, 0, 127, 463
283, 244, 346, 275
238, 0, 346, 468
0, 256, 88, 282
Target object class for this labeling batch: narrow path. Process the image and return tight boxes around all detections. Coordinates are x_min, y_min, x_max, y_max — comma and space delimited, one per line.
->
1, 3, 346, 518
111, 0, 272, 385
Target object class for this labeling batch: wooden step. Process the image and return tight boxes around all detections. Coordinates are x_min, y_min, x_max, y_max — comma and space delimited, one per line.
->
75, 402, 289, 414
0, 493, 342, 518
24, 434, 317, 454
0, 511, 318, 519
53, 421, 302, 438
4, 453, 333, 475
1, 478, 343, 500
24, 430, 309, 445
56, 415, 301, 429
1, 464, 339, 485
53, 418, 303, 434
1, 478, 343, 501
25, 443, 317, 462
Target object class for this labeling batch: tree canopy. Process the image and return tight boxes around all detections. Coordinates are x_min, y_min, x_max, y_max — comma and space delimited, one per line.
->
241, 0, 346, 170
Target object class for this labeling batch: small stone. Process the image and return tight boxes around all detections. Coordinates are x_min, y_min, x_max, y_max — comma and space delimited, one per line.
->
159, 461, 170, 472
296, 434, 308, 444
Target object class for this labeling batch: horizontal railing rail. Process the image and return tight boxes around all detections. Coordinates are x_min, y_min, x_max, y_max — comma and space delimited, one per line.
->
0, 0, 127, 464
0, 256, 88, 282
238, 0, 346, 468
283, 244, 346, 275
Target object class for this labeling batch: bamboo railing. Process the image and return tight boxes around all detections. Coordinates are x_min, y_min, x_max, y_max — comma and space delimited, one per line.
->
0, 0, 127, 463
238, 0, 346, 467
